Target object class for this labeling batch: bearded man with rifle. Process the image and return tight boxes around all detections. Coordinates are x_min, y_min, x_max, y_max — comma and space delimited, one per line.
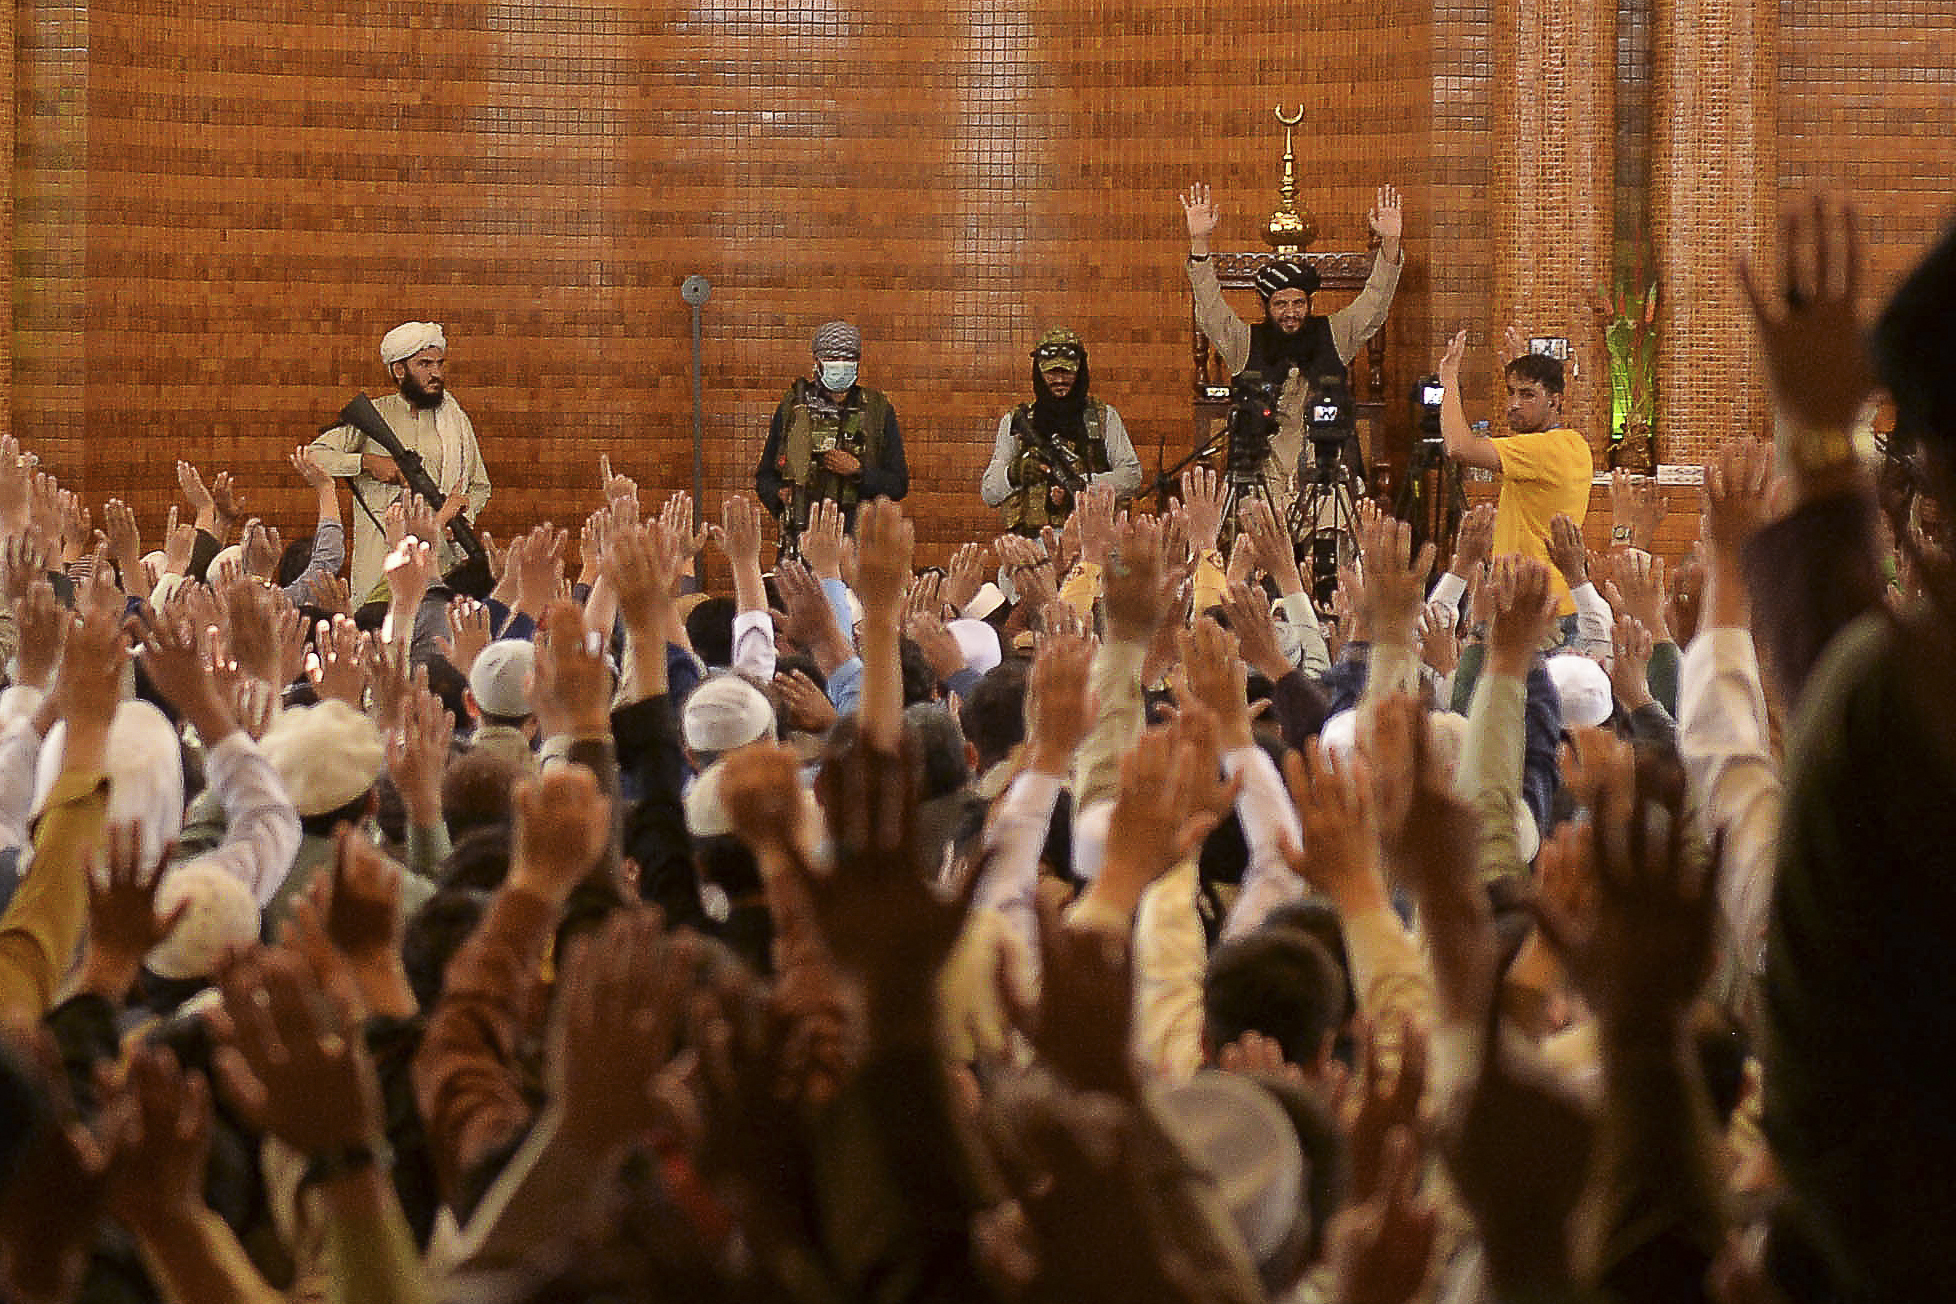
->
310, 321, 493, 602
981, 326, 1142, 535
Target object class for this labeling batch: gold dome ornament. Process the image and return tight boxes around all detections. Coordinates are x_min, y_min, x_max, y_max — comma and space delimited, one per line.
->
1265, 105, 1319, 253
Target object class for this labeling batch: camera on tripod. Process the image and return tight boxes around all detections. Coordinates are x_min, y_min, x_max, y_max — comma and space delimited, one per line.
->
1306, 373, 1356, 470
1414, 374, 1445, 456
1225, 368, 1282, 486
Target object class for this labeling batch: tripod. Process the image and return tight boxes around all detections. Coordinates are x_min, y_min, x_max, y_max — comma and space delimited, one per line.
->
1286, 434, 1365, 604
1391, 435, 1466, 566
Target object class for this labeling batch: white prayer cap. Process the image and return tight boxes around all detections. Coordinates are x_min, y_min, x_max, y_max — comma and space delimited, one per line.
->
1148, 1070, 1308, 1270
1547, 653, 1614, 730
947, 618, 1002, 677
381, 321, 446, 365
34, 700, 186, 865
146, 864, 261, 981
260, 700, 386, 817
961, 581, 1007, 622
682, 674, 775, 755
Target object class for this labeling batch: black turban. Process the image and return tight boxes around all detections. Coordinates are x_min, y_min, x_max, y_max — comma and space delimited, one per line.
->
1254, 258, 1322, 301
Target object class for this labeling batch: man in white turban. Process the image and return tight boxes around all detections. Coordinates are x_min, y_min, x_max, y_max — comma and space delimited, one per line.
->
308, 322, 492, 603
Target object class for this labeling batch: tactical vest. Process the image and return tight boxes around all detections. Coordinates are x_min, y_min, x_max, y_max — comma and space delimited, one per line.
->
777, 379, 892, 527
1000, 400, 1109, 533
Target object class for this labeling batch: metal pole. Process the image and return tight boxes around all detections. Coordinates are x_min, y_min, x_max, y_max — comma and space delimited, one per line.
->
681, 274, 711, 584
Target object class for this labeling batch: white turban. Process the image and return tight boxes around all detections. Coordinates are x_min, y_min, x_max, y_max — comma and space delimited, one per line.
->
380, 321, 446, 366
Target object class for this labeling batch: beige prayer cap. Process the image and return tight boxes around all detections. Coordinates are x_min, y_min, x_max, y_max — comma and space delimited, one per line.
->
381, 321, 446, 365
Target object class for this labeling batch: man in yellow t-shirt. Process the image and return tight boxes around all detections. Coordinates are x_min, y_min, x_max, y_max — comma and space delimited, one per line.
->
1436, 329, 1595, 614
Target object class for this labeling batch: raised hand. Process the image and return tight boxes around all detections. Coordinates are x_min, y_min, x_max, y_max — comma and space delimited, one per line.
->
1280, 744, 1384, 911
1602, 548, 1670, 642
1449, 502, 1496, 583
239, 518, 282, 582
1609, 613, 1655, 710
307, 614, 367, 707
1180, 181, 1221, 252
208, 472, 245, 537
1546, 513, 1590, 589
808, 727, 969, 1032
772, 557, 852, 674
102, 1045, 216, 1237
511, 523, 568, 616
79, 822, 187, 1000
1608, 470, 1664, 552
386, 674, 453, 830
1102, 512, 1168, 644
1356, 507, 1436, 647
507, 764, 613, 906
13, 580, 66, 691
1701, 437, 1777, 560
943, 540, 988, 615
575, 508, 611, 587
1530, 740, 1718, 1028
1240, 495, 1306, 597
1024, 630, 1096, 775
1417, 599, 1462, 680
853, 496, 914, 627
719, 741, 810, 859
1737, 194, 1874, 438
774, 668, 839, 734
1325, 1124, 1438, 1304
0, 435, 28, 534
1485, 554, 1559, 678
799, 497, 846, 580
175, 459, 216, 532
530, 599, 611, 740
1174, 614, 1251, 749
1367, 183, 1405, 260
1091, 706, 1241, 917
1029, 897, 1139, 1097
1438, 327, 1469, 385
1177, 465, 1228, 558
1074, 480, 1117, 567
102, 499, 144, 587
599, 452, 640, 524
212, 947, 383, 1161
1221, 579, 1294, 682
709, 493, 764, 569
547, 909, 698, 1159
655, 489, 710, 565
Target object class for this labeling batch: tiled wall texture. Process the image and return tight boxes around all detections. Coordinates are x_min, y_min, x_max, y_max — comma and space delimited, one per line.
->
1652, 0, 1777, 468
1491, 0, 1613, 453
12, 0, 1433, 560
6, 0, 1954, 562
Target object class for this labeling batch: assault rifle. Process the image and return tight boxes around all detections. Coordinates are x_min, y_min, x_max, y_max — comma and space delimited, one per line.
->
329, 393, 492, 597
1008, 408, 1090, 494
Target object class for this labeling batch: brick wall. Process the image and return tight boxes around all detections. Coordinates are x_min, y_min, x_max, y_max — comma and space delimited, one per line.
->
6, 0, 1953, 565
30, 0, 1436, 563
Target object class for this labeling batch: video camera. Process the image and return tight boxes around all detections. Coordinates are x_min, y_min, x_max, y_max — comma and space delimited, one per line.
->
1225, 369, 1282, 486
1414, 374, 1445, 453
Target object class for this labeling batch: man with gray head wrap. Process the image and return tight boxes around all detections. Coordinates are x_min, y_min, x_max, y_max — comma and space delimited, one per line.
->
309, 321, 493, 603
756, 319, 908, 555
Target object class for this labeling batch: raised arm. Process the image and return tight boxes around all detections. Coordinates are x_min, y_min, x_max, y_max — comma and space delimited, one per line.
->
1439, 329, 1502, 472
1181, 183, 1252, 374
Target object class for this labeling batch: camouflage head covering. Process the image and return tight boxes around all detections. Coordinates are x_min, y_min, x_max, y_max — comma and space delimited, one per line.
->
811, 320, 862, 359
1030, 325, 1085, 373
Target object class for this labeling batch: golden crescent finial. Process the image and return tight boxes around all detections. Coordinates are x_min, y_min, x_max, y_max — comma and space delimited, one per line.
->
1274, 104, 1304, 127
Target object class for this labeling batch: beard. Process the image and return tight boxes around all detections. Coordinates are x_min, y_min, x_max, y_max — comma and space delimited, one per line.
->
400, 373, 445, 411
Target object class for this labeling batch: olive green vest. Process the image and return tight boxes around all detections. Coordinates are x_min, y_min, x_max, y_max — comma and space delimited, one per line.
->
1000, 399, 1108, 533
779, 379, 892, 511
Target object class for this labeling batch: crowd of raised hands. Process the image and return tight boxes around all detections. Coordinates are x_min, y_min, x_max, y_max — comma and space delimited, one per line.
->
0, 195, 1928, 1304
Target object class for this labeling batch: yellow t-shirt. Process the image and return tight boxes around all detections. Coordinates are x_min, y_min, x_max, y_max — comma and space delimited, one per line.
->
1493, 428, 1595, 615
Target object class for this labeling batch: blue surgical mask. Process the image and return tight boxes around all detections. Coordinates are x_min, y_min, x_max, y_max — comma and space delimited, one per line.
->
818, 360, 858, 392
